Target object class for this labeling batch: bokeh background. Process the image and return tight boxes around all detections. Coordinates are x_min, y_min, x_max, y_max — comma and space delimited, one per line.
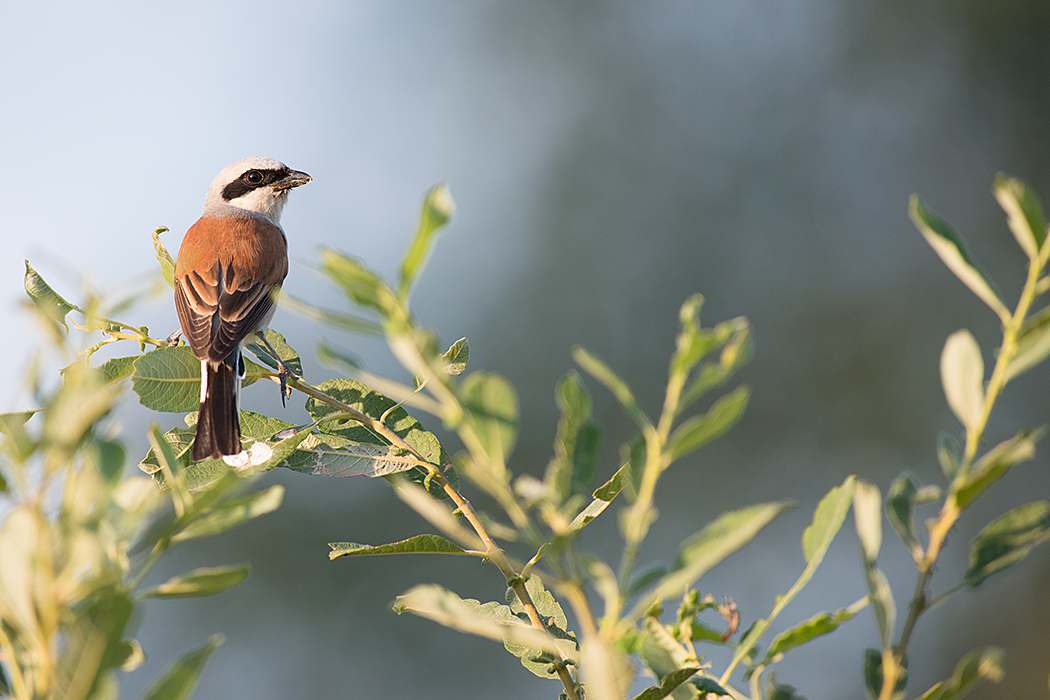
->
2, 1, 1049, 698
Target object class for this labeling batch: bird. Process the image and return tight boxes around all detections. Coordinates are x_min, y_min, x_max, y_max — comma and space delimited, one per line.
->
174, 156, 311, 462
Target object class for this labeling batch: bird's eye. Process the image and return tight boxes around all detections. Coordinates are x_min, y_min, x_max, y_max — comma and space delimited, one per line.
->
245, 170, 263, 184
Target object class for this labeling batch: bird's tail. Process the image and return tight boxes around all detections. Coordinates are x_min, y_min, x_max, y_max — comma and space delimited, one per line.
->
192, 353, 243, 461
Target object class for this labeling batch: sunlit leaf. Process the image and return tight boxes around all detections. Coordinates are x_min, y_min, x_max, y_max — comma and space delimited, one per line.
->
802, 475, 856, 563
171, 485, 284, 544
1005, 305, 1050, 382
329, 534, 469, 559
914, 647, 1004, 700
24, 260, 75, 330
399, 182, 455, 298
762, 608, 856, 664
910, 196, 1009, 321
940, 330, 985, 433
993, 174, 1047, 260
152, 227, 176, 290
635, 502, 788, 616
392, 584, 574, 659
441, 337, 469, 376
666, 385, 749, 461
131, 346, 201, 413
140, 565, 250, 599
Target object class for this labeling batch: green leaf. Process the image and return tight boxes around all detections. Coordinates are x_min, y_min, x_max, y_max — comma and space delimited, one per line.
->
95, 356, 139, 385
854, 480, 883, 564
305, 377, 454, 495
667, 385, 749, 461
938, 431, 963, 481
864, 648, 907, 700
171, 485, 284, 544
1005, 305, 1050, 382
913, 647, 1004, 700
886, 472, 922, 559
152, 227, 176, 290
132, 346, 202, 413
546, 371, 601, 503
281, 293, 384, 335
441, 337, 469, 376
953, 428, 1043, 509
459, 371, 519, 465
630, 666, 703, 700
55, 588, 134, 700
762, 608, 856, 664
243, 329, 302, 377
399, 182, 455, 298
635, 502, 788, 617
993, 174, 1047, 260
638, 617, 694, 680
135, 634, 223, 700
940, 330, 985, 433
573, 345, 651, 431
566, 462, 630, 534
964, 501, 1050, 587
140, 564, 250, 599
910, 196, 1010, 320
392, 584, 576, 660
802, 475, 856, 563
319, 248, 398, 317
24, 260, 75, 329
505, 576, 578, 678
329, 534, 469, 559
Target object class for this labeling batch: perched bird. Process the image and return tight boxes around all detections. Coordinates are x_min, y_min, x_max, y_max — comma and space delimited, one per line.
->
174, 157, 311, 462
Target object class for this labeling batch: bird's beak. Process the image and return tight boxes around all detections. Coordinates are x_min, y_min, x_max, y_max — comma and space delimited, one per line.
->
274, 169, 312, 191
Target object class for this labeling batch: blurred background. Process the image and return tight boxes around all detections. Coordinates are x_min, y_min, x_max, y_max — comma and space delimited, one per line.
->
2, 1, 1049, 698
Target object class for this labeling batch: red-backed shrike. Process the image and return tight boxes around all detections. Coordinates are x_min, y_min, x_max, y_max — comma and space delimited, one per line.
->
174, 157, 311, 462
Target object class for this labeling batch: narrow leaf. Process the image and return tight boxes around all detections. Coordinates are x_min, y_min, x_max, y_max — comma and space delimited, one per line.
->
24, 260, 75, 329
152, 227, 176, 290
329, 534, 469, 559
399, 183, 455, 298
910, 196, 1010, 320
993, 174, 1047, 259
914, 647, 1004, 700
801, 475, 856, 563
573, 346, 651, 431
964, 501, 1050, 587
940, 330, 985, 433
667, 385, 749, 461
762, 608, 856, 664
953, 428, 1042, 509
854, 480, 883, 564
140, 565, 250, 599
886, 473, 922, 559
635, 502, 788, 617
171, 485, 284, 543
135, 634, 223, 700
1005, 305, 1050, 382
566, 462, 630, 534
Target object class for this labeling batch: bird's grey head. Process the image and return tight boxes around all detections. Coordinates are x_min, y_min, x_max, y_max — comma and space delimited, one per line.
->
202, 156, 311, 224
